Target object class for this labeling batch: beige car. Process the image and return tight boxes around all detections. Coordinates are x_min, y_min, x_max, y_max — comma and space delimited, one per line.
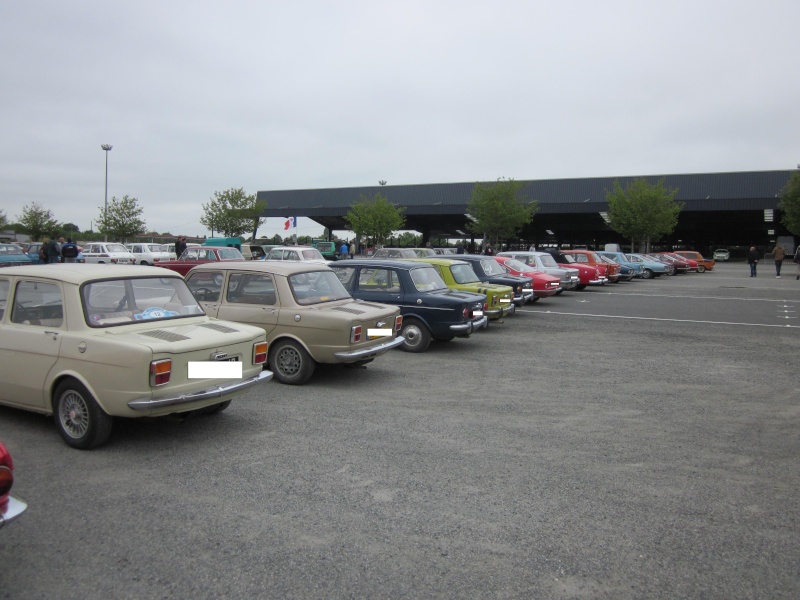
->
185, 262, 405, 385
0, 264, 272, 449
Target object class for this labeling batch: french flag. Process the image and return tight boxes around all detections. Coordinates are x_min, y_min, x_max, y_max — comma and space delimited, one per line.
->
283, 217, 296, 230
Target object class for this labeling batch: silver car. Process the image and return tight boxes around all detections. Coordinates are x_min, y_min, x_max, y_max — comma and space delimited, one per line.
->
497, 251, 580, 291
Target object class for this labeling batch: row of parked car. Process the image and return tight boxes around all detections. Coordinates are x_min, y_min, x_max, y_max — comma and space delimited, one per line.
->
0, 244, 716, 453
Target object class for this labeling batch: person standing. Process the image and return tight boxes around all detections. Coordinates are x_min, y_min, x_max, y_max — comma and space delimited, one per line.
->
61, 238, 79, 263
46, 237, 61, 264
349, 241, 356, 259
747, 246, 759, 277
340, 241, 349, 259
773, 244, 785, 278
455, 242, 465, 254
794, 249, 800, 281
174, 236, 187, 260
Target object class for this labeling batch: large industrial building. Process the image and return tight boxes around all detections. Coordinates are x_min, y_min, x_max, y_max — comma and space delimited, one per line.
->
257, 170, 796, 255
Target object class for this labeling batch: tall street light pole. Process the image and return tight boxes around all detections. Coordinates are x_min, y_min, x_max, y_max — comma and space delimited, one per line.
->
101, 144, 113, 242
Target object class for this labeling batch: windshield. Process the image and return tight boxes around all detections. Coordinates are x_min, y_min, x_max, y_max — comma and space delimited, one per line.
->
82, 276, 204, 327
289, 270, 351, 305
480, 259, 506, 276
450, 263, 480, 284
559, 254, 576, 263
146, 244, 168, 252
410, 266, 448, 292
302, 249, 324, 260
107, 244, 128, 253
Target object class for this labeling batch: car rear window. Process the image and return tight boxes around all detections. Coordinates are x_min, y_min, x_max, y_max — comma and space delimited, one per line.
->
82, 277, 204, 327
410, 267, 448, 292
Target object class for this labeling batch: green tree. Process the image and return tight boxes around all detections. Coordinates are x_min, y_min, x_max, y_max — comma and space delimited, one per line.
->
344, 193, 406, 247
200, 188, 263, 238
466, 178, 538, 248
778, 167, 800, 236
17, 202, 60, 241
396, 232, 421, 247
97, 195, 147, 242
605, 178, 682, 252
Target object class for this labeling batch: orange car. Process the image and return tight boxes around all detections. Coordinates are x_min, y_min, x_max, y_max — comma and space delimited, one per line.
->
673, 251, 715, 272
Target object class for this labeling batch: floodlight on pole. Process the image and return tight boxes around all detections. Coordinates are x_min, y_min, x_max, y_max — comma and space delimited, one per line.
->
101, 144, 113, 241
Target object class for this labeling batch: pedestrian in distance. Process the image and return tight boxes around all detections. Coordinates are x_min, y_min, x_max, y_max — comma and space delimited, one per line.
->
61, 238, 79, 263
349, 242, 355, 259
174, 236, 187, 259
773, 244, 785, 278
46, 237, 61, 264
794, 249, 800, 280
340, 241, 349, 259
747, 246, 759, 277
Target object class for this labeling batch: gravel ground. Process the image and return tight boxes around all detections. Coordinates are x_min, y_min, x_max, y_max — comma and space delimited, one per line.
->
2, 263, 799, 599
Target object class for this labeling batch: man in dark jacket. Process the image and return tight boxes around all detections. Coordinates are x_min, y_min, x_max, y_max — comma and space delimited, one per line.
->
61, 238, 79, 263
46, 237, 61, 264
747, 246, 759, 277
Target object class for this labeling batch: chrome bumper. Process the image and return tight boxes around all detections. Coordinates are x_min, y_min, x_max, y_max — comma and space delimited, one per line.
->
0, 496, 27, 528
588, 278, 607, 285
334, 335, 405, 360
128, 370, 273, 410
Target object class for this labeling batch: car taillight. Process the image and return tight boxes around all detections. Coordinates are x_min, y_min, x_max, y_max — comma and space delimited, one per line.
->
253, 341, 268, 365
350, 325, 362, 343
111, 258, 119, 263
483, 302, 488, 312
150, 359, 172, 386
463, 307, 470, 319
0, 450, 13, 500
394, 315, 403, 331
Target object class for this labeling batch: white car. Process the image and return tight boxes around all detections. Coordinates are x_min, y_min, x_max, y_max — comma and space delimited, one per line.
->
125, 243, 173, 265
265, 246, 327, 264
713, 249, 730, 261
0, 264, 272, 448
81, 242, 136, 265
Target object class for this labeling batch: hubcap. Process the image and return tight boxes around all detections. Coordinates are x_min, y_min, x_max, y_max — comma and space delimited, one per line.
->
277, 347, 301, 375
59, 391, 89, 439
404, 326, 421, 347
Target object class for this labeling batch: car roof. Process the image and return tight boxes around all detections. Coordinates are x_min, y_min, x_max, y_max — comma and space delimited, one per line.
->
330, 258, 430, 269
189, 261, 330, 276
0, 264, 181, 284
267, 246, 316, 251
406, 257, 469, 266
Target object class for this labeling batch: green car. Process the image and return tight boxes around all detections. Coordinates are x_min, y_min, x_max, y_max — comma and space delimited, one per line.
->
409, 258, 515, 320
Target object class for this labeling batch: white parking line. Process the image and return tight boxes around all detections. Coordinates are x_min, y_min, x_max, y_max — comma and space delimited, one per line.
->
579, 291, 800, 303
514, 309, 800, 328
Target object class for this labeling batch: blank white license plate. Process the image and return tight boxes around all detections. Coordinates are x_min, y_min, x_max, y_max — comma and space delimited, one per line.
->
188, 361, 242, 379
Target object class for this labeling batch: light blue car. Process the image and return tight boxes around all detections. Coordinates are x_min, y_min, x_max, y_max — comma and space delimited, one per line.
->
625, 253, 673, 279
598, 251, 643, 279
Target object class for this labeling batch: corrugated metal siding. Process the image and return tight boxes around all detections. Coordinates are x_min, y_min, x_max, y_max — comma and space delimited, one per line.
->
259, 170, 793, 217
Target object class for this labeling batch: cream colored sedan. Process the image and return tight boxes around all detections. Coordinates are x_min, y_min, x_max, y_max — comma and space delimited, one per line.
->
185, 262, 405, 384
0, 264, 272, 449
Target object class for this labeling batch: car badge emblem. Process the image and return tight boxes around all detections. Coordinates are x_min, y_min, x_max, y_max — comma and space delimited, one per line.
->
211, 352, 228, 361
376, 321, 387, 328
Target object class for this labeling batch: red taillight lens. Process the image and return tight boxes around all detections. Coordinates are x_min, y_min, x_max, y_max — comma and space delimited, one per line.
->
351, 325, 362, 343
253, 341, 268, 364
462, 307, 470, 319
150, 359, 172, 386
395, 315, 403, 331
483, 302, 488, 312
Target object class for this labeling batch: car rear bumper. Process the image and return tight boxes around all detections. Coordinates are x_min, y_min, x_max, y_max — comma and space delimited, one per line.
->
0, 496, 27, 528
588, 278, 606, 285
127, 370, 273, 410
334, 335, 406, 360
450, 315, 488, 334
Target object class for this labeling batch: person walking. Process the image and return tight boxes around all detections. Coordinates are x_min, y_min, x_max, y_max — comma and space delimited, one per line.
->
747, 246, 759, 277
773, 244, 785, 278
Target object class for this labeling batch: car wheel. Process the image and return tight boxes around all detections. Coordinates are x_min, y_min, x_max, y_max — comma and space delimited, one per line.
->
697, 265, 706, 273
555, 289, 564, 295
642, 268, 654, 280
399, 318, 431, 353
531, 297, 540, 302
576, 284, 587, 291
269, 339, 315, 385
140, 260, 149, 266
53, 379, 113, 449
435, 335, 455, 342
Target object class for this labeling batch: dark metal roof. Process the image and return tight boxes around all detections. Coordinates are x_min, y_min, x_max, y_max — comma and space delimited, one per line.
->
258, 170, 792, 218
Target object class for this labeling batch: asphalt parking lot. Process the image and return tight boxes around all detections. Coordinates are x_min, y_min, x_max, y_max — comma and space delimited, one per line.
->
2, 262, 799, 599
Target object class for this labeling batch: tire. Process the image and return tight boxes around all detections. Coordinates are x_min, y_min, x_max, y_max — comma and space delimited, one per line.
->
531, 297, 540, 302
269, 339, 315, 385
697, 265, 706, 273
52, 379, 113, 449
576, 284, 587, 291
641, 268, 654, 280
140, 260, 149, 266
555, 289, 564, 295
399, 318, 432, 353
435, 335, 455, 342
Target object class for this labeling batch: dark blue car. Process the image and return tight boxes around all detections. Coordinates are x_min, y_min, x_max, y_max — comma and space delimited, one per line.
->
329, 259, 488, 353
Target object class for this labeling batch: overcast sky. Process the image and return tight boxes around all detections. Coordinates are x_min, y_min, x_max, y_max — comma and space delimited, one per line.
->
2, 0, 799, 241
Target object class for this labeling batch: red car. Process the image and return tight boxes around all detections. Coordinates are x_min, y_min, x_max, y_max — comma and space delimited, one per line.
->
561, 250, 622, 282
544, 249, 607, 290
1, 441, 26, 528
494, 256, 561, 299
662, 252, 699, 272
649, 253, 692, 274
156, 246, 245, 276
